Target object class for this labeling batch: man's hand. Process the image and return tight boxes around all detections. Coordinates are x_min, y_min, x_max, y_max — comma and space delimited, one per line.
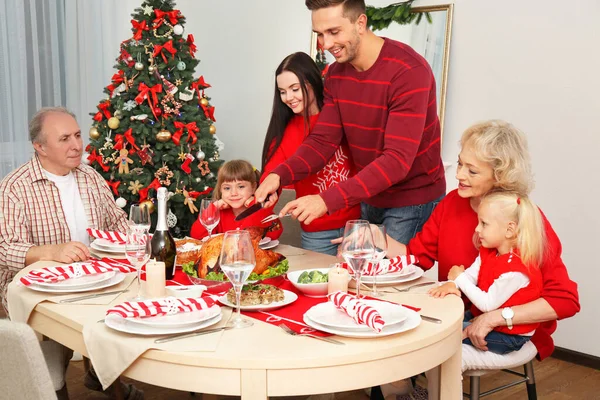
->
50, 242, 91, 264
448, 264, 465, 280
428, 282, 461, 298
462, 312, 496, 350
254, 173, 280, 208
280, 194, 328, 225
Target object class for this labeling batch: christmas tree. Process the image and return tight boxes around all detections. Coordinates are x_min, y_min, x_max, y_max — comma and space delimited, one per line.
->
86, 0, 223, 236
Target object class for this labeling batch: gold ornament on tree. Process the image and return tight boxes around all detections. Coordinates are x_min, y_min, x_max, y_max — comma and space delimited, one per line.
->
209, 125, 216, 135
156, 129, 172, 142
107, 117, 120, 130
140, 199, 155, 214
200, 97, 209, 107
183, 189, 198, 214
89, 126, 100, 140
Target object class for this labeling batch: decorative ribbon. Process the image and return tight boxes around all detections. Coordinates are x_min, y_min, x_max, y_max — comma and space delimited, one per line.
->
191, 76, 211, 104
187, 34, 197, 57
93, 101, 112, 122
153, 9, 180, 28
172, 121, 199, 145
106, 296, 215, 319
107, 71, 126, 96
86, 228, 127, 244
328, 291, 385, 333
121, 128, 140, 153
107, 180, 121, 196
135, 83, 163, 119
131, 19, 149, 41
153, 39, 177, 64
113, 134, 125, 151
138, 178, 162, 202
188, 187, 213, 198
87, 149, 109, 172
119, 48, 135, 67
201, 104, 216, 122
20, 260, 136, 286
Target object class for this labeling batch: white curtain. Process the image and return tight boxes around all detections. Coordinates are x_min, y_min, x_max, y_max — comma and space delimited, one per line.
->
0, 0, 67, 178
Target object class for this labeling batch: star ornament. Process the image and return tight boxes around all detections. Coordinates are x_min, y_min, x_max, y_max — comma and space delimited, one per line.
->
128, 180, 143, 195
142, 5, 153, 16
175, 79, 183, 86
178, 151, 187, 161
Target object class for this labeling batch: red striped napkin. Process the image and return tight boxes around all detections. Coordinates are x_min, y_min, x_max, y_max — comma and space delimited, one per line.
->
106, 297, 216, 318
328, 291, 385, 333
342, 255, 418, 276
87, 228, 127, 244
20, 260, 136, 286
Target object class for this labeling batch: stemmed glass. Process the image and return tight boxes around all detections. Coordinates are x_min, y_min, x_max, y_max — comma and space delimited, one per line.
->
219, 230, 255, 329
125, 227, 151, 301
199, 199, 220, 239
369, 224, 388, 297
129, 204, 151, 231
341, 220, 375, 299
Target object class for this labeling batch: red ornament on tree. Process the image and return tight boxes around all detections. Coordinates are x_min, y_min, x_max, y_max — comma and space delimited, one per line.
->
137, 144, 154, 166
154, 107, 163, 117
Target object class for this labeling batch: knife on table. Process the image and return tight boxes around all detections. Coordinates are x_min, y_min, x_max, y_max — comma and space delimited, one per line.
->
234, 194, 273, 221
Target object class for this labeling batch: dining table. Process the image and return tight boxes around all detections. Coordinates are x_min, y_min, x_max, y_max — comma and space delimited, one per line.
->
7, 244, 464, 400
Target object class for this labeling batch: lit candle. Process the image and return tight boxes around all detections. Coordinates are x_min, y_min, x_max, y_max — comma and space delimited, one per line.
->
328, 264, 350, 295
145, 259, 166, 298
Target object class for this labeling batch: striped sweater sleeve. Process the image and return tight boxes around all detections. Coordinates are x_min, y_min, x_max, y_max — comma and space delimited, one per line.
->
321, 65, 434, 212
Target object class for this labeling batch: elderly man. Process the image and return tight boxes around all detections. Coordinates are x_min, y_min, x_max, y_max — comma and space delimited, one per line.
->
0, 107, 142, 399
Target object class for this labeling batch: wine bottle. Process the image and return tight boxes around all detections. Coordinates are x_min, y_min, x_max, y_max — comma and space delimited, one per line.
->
151, 187, 177, 280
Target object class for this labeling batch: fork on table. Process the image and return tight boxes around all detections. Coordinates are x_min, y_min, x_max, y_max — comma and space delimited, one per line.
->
278, 323, 345, 345
260, 213, 292, 224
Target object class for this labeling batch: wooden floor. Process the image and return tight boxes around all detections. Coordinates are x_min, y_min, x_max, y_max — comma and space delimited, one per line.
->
61, 357, 600, 400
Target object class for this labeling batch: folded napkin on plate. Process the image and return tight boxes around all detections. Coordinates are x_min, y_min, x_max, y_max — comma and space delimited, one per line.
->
19, 260, 136, 286
328, 291, 385, 332
87, 228, 127, 244
342, 255, 418, 276
106, 296, 216, 318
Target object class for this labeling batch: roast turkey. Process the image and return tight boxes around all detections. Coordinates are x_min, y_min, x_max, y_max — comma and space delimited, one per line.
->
194, 227, 285, 278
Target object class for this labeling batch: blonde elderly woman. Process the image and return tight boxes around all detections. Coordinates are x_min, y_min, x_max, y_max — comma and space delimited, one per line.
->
384, 120, 579, 398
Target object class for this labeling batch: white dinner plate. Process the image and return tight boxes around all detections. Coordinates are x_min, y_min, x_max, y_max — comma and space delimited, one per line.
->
105, 313, 222, 336
303, 307, 421, 338
217, 289, 297, 312
259, 237, 271, 246
25, 272, 127, 294
90, 241, 125, 254
34, 270, 116, 290
305, 300, 408, 332
91, 238, 127, 251
360, 267, 424, 285
126, 304, 221, 328
259, 240, 279, 250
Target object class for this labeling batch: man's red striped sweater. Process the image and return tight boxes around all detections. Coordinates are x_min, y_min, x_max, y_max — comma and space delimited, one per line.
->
272, 38, 445, 213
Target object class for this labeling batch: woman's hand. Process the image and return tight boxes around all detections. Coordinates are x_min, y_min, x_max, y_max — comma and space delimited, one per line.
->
462, 312, 497, 350
428, 282, 461, 298
448, 265, 465, 280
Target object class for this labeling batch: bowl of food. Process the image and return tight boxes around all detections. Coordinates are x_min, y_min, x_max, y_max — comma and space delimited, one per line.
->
287, 268, 331, 298
181, 227, 289, 293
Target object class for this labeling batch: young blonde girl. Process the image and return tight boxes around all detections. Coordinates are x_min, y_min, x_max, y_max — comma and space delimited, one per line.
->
190, 160, 282, 240
430, 190, 545, 354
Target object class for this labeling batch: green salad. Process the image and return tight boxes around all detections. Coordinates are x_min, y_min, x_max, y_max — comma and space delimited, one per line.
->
182, 259, 289, 282
297, 270, 328, 284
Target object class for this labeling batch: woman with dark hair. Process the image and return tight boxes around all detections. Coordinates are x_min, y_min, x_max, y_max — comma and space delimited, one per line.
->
262, 52, 360, 255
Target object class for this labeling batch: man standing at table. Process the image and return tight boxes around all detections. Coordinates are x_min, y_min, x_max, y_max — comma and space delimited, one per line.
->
255, 0, 445, 244
0, 107, 141, 399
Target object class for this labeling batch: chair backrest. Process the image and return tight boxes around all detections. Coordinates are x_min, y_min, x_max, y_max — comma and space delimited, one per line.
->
0, 319, 57, 400
274, 189, 302, 247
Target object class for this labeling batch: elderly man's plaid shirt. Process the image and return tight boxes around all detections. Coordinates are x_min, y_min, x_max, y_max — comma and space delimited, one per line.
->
0, 156, 129, 313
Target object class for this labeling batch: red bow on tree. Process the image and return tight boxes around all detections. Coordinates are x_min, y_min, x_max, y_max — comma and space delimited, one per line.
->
190, 187, 213, 197
107, 180, 121, 196
172, 121, 199, 145
138, 178, 162, 202
93, 101, 112, 122
201, 104, 216, 122
113, 129, 139, 154
187, 34, 197, 57
153, 40, 177, 64
135, 83, 163, 119
153, 9, 180, 28
106, 71, 126, 95
131, 19, 149, 41
119, 48, 135, 67
191, 76, 211, 105
87, 149, 109, 172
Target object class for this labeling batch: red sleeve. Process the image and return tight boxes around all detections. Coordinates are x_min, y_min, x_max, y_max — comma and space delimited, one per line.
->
189, 220, 208, 239
539, 212, 580, 320
263, 139, 288, 177
320, 65, 435, 212
272, 75, 342, 187
405, 193, 446, 270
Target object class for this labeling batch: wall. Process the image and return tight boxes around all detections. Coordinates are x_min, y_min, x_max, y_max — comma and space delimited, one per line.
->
82, 0, 599, 355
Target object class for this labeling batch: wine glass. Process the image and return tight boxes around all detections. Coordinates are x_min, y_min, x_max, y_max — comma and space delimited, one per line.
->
125, 227, 151, 301
199, 199, 220, 239
129, 204, 151, 231
219, 230, 255, 329
341, 220, 375, 298
369, 224, 388, 297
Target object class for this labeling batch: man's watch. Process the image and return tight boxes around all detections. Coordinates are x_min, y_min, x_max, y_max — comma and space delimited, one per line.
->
501, 307, 514, 330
